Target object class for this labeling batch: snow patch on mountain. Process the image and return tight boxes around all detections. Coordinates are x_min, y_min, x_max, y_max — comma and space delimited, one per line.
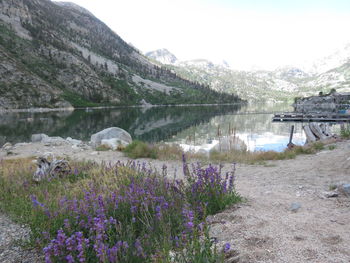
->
145, 49, 178, 65
307, 44, 350, 74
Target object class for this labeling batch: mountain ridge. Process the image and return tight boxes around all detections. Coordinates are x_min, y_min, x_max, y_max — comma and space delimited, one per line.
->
146, 47, 350, 101
0, 0, 242, 109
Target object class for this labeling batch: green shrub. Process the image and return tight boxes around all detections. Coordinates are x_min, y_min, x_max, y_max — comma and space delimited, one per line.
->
123, 140, 158, 159
328, 145, 336, 150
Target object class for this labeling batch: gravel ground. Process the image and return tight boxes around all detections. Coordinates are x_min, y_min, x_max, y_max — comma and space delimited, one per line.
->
0, 214, 42, 263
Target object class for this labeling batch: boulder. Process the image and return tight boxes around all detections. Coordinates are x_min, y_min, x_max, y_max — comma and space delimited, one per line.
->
90, 127, 132, 148
31, 133, 49, 143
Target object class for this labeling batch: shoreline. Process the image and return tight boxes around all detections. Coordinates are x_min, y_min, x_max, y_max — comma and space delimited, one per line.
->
0, 102, 246, 113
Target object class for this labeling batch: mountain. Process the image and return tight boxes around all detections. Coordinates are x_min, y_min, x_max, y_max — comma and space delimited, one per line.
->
145, 49, 178, 65
307, 44, 350, 74
146, 48, 350, 101
0, 0, 241, 109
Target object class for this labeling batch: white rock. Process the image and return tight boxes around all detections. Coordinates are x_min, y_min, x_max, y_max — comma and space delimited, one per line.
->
31, 133, 49, 142
323, 191, 339, 198
42, 136, 69, 146
66, 137, 83, 145
14, 142, 30, 147
90, 127, 132, 148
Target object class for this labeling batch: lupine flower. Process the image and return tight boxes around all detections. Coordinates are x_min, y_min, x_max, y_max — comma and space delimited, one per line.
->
30, 195, 45, 208
224, 243, 231, 253
35, 159, 238, 262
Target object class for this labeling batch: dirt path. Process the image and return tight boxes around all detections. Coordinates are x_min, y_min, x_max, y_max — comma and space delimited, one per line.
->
0, 141, 349, 262
211, 141, 350, 263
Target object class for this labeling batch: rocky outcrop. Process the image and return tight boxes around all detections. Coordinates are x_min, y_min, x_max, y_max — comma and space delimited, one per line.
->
31, 133, 88, 149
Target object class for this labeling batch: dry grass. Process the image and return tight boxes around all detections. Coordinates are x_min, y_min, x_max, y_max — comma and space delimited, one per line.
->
122, 140, 329, 165
184, 142, 327, 164
95, 144, 112, 151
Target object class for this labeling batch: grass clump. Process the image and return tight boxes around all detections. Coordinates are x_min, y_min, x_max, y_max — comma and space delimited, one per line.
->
123, 140, 157, 159
95, 144, 111, 151
328, 145, 336, 150
123, 142, 184, 160
340, 128, 350, 139
0, 156, 240, 262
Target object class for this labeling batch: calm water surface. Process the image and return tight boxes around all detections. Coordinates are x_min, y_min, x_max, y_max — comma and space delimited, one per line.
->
0, 102, 309, 152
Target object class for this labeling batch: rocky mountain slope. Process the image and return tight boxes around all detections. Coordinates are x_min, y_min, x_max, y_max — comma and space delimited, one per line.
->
146, 48, 350, 101
0, 0, 241, 109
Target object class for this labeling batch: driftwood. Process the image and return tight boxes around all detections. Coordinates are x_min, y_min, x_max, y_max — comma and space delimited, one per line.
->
33, 157, 71, 182
303, 125, 317, 143
303, 123, 334, 143
309, 123, 328, 140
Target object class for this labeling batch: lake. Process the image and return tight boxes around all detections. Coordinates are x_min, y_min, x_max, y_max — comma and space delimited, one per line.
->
0, 102, 313, 152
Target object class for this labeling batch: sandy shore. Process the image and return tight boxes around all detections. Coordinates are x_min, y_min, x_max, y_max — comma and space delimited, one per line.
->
0, 140, 350, 262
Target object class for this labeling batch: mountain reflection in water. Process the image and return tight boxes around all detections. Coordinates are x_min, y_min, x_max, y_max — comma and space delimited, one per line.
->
0, 103, 309, 152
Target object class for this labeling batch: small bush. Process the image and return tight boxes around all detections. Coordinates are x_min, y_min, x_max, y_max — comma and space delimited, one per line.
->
328, 145, 336, 150
311, 142, 325, 151
123, 140, 157, 159
154, 143, 184, 160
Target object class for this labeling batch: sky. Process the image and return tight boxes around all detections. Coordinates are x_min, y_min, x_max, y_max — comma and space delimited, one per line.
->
54, 0, 350, 70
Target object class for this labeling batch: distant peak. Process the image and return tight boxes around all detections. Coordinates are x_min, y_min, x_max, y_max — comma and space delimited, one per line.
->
145, 49, 178, 65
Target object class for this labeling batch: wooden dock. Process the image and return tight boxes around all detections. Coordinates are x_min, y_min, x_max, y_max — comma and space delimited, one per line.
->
273, 113, 350, 122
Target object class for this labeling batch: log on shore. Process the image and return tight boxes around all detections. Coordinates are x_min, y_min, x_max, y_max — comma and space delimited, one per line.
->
303, 123, 334, 144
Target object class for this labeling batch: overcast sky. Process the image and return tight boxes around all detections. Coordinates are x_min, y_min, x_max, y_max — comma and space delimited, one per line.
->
54, 0, 350, 70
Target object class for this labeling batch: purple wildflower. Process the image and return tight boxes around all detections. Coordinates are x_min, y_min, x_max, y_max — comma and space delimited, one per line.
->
224, 243, 231, 253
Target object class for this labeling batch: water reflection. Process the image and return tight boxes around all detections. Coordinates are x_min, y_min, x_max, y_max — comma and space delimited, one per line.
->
4, 102, 337, 151
170, 103, 307, 152
0, 104, 242, 145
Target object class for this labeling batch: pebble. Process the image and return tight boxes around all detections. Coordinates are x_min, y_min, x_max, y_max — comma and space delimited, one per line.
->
290, 202, 301, 212
324, 191, 339, 198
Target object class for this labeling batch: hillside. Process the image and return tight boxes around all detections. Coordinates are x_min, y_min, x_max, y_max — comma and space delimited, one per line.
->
146, 48, 350, 102
0, 0, 241, 109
